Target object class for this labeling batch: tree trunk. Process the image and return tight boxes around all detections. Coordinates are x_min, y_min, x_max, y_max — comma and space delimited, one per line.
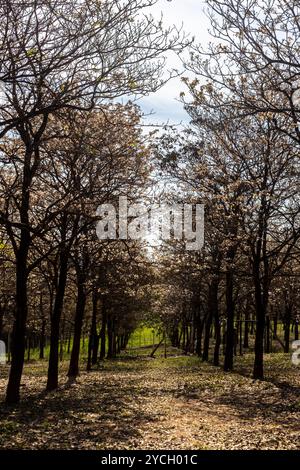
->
253, 264, 266, 380
253, 307, 265, 379
39, 319, 46, 360
99, 298, 107, 360
273, 317, 277, 339
202, 312, 212, 361
265, 316, 271, 353
284, 307, 291, 353
212, 281, 221, 366
182, 322, 186, 351
67, 332, 71, 354
68, 275, 86, 378
46, 249, 69, 391
87, 292, 98, 371
6, 247, 29, 404
203, 278, 219, 362
243, 311, 249, 349
195, 314, 204, 357
185, 325, 190, 354
213, 311, 221, 366
224, 268, 235, 371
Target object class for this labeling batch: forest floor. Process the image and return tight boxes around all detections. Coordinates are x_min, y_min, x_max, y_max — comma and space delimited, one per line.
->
0, 347, 299, 450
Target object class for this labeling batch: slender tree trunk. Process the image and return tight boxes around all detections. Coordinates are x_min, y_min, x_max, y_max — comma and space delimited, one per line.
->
253, 194, 270, 380
185, 325, 190, 353
60, 319, 65, 362
202, 313, 212, 361
239, 317, 243, 355
213, 310, 221, 366
211, 276, 221, 366
87, 291, 98, 371
178, 328, 183, 349
91, 296, 100, 364
39, 319, 46, 360
182, 322, 186, 351
273, 317, 277, 339
39, 292, 46, 360
46, 250, 69, 391
195, 313, 204, 357
68, 276, 86, 378
99, 298, 107, 360
191, 316, 196, 353
203, 277, 219, 362
265, 316, 271, 353
224, 268, 235, 371
284, 307, 292, 353
112, 326, 117, 357
243, 311, 249, 349
170, 324, 179, 348
253, 263, 266, 380
253, 305, 265, 379
67, 332, 71, 354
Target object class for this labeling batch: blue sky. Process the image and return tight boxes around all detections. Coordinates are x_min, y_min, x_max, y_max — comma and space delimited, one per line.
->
139, 0, 211, 127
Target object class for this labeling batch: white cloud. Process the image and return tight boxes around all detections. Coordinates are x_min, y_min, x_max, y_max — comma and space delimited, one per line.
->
139, 0, 211, 126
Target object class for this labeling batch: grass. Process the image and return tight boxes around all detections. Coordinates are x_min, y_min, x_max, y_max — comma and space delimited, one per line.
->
127, 326, 161, 349
17, 325, 162, 363
18, 319, 297, 363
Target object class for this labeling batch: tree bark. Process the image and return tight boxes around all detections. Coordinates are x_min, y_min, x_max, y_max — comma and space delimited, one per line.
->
213, 309, 221, 366
195, 314, 204, 357
284, 306, 292, 353
68, 276, 86, 378
99, 298, 107, 361
243, 311, 249, 349
202, 312, 212, 362
87, 291, 98, 371
203, 278, 219, 362
39, 318, 46, 360
6, 245, 29, 404
46, 249, 69, 391
224, 268, 235, 371
253, 258, 267, 380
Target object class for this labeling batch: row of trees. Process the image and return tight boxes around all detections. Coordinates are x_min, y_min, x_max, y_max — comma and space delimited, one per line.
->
155, 0, 300, 379
0, 0, 187, 404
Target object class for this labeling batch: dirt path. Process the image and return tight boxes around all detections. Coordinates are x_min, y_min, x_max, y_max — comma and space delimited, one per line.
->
0, 352, 299, 449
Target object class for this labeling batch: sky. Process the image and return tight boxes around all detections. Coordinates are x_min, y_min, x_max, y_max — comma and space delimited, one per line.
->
139, 0, 211, 127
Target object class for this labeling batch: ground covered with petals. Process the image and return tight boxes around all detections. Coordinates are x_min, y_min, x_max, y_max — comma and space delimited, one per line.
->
0, 347, 299, 450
